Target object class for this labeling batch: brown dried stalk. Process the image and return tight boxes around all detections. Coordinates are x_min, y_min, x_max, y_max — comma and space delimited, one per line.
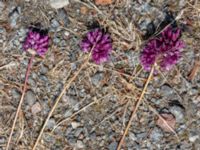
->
117, 65, 155, 150
188, 59, 200, 81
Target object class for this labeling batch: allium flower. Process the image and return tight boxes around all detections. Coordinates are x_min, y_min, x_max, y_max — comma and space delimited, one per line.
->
23, 27, 49, 57
140, 26, 185, 71
7, 26, 50, 150
80, 28, 112, 64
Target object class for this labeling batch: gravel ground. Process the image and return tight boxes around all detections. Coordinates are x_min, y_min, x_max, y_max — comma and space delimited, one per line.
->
0, 0, 200, 150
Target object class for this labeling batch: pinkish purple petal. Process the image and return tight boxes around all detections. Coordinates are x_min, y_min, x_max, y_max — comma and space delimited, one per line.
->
23, 27, 49, 57
140, 26, 185, 71
87, 32, 95, 43
80, 28, 113, 64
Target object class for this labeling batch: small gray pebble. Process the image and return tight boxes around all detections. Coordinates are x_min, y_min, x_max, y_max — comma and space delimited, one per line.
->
50, 0, 69, 9
150, 127, 163, 142
136, 3, 151, 15
57, 9, 69, 26
40, 66, 48, 74
68, 88, 76, 95
160, 85, 173, 97
0, 84, 4, 90
64, 110, 72, 118
188, 88, 198, 95
189, 131, 199, 143
65, 127, 73, 136
28, 78, 36, 87
136, 132, 147, 140
43, 134, 56, 144
76, 140, 85, 148
0, 1, 5, 13
41, 102, 50, 115
129, 132, 137, 141
169, 105, 185, 123
0, 28, 5, 34
60, 40, 67, 46
79, 89, 86, 98
11, 88, 21, 99
71, 63, 77, 70
75, 128, 83, 137
0, 136, 6, 144
39, 75, 48, 82
32, 72, 37, 79
139, 18, 152, 31
54, 127, 63, 135
53, 37, 60, 44
99, 140, 104, 146
51, 19, 60, 28
17, 28, 27, 37
67, 138, 76, 145
47, 118, 56, 129
67, 96, 78, 106
126, 51, 139, 67
9, 7, 21, 28
25, 90, 36, 106
108, 141, 118, 150
13, 40, 20, 46
91, 72, 103, 86
89, 132, 96, 139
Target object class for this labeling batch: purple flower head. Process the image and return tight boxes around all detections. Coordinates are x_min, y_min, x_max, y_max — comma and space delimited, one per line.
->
140, 26, 185, 71
23, 27, 49, 57
80, 28, 112, 64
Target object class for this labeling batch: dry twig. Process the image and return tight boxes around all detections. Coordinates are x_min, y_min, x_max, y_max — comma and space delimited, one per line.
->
188, 59, 200, 81
6, 55, 34, 150
117, 65, 155, 150
51, 94, 110, 132
32, 52, 92, 150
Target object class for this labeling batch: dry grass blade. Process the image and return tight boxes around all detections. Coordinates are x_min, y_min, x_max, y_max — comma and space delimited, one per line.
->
156, 113, 176, 132
186, 1, 200, 12
86, 0, 104, 15
32, 53, 92, 150
90, 105, 123, 133
6, 55, 34, 150
89, 63, 143, 82
188, 59, 200, 81
16, 110, 25, 144
117, 65, 155, 150
51, 94, 110, 132
52, 102, 97, 132
0, 62, 17, 70
107, 18, 140, 50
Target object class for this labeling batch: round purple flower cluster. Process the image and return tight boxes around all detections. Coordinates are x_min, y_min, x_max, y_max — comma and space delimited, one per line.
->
23, 28, 49, 57
80, 28, 112, 64
140, 26, 185, 71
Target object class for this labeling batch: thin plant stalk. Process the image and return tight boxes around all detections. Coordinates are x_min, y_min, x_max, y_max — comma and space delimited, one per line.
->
6, 54, 35, 150
117, 64, 155, 150
144, 100, 180, 141
32, 50, 93, 150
